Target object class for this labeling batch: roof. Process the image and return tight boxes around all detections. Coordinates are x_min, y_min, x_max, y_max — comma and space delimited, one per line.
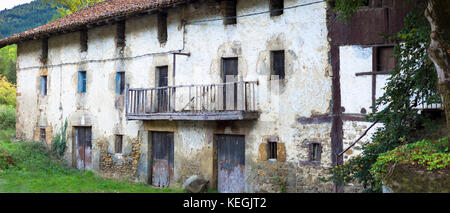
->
0, 0, 191, 48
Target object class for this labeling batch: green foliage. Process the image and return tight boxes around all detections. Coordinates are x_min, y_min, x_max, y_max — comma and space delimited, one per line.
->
0, 0, 56, 39
0, 139, 185, 192
330, 0, 369, 20
0, 75, 16, 107
44, 0, 104, 19
0, 105, 15, 130
371, 137, 449, 188
326, 9, 442, 192
52, 120, 68, 157
0, 45, 17, 84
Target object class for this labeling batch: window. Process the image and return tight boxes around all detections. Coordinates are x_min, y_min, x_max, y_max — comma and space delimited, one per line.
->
222, 0, 237, 25
375, 46, 395, 72
268, 142, 277, 159
78, 71, 87, 93
80, 29, 88, 52
158, 12, 168, 44
115, 135, 123, 154
271, 50, 285, 80
116, 20, 126, 48
270, 0, 284, 16
41, 38, 48, 63
40, 76, 47, 96
309, 143, 321, 162
40, 128, 46, 143
116, 72, 125, 94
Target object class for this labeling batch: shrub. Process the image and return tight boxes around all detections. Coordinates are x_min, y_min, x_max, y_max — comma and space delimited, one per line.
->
371, 137, 450, 185
0, 104, 15, 129
0, 75, 16, 107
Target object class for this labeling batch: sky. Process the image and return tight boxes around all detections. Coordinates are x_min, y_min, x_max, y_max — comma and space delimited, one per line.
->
0, 0, 34, 11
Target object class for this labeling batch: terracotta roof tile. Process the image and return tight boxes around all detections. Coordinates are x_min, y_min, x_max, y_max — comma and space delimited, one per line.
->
0, 0, 191, 47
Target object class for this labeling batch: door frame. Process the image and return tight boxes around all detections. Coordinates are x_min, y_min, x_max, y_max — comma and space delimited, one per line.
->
72, 126, 92, 170
148, 131, 175, 187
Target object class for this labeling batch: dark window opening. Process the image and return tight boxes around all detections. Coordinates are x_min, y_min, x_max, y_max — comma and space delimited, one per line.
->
271, 50, 285, 80
40, 76, 47, 96
309, 143, 321, 162
41, 38, 48, 63
115, 135, 123, 154
376, 46, 395, 72
40, 128, 46, 143
116, 72, 125, 94
116, 20, 126, 48
78, 71, 87, 93
270, 0, 284, 16
158, 12, 168, 44
222, 0, 237, 25
268, 142, 277, 159
80, 29, 88, 52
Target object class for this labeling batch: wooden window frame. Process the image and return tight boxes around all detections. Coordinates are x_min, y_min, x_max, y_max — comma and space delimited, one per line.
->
116, 72, 125, 95
268, 141, 278, 160
308, 142, 321, 162
40, 75, 47, 96
78, 71, 87, 93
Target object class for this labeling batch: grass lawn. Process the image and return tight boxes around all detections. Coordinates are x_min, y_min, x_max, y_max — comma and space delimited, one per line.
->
0, 129, 185, 193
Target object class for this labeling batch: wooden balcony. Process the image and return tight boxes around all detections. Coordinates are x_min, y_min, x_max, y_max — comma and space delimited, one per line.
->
126, 81, 260, 121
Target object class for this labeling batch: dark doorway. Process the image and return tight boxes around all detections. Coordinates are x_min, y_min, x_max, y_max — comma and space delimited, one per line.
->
222, 58, 238, 110
151, 131, 174, 187
75, 127, 92, 170
217, 134, 245, 193
156, 66, 169, 112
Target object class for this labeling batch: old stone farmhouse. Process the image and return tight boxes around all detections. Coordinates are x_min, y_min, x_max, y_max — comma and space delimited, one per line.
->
0, 0, 424, 192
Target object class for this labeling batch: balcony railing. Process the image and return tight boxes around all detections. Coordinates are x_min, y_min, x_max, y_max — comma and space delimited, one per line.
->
126, 81, 259, 121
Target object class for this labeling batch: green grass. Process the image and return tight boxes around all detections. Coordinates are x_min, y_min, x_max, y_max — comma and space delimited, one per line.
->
0, 129, 185, 193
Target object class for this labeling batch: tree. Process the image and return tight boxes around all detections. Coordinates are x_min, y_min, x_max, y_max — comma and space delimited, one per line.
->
44, 0, 104, 18
333, 0, 450, 148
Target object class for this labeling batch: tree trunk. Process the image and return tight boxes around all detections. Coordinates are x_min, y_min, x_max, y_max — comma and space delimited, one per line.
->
425, 0, 450, 150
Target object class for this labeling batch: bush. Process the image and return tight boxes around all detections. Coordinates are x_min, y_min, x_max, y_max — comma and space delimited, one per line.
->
0, 75, 16, 107
0, 104, 15, 129
371, 137, 450, 184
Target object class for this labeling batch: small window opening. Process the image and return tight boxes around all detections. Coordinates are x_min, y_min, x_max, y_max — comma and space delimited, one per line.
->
271, 50, 285, 80
80, 29, 88, 52
40, 128, 46, 143
309, 143, 321, 162
158, 12, 168, 44
41, 38, 48, 63
222, 0, 237, 25
116, 72, 125, 94
115, 135, 123, 154
78, 71, 87, 93
376, 46, 395, 72
268, 142, 277, 159
40, 76, 47, 96
270, 0, 284, 16
116, 20, 126, 48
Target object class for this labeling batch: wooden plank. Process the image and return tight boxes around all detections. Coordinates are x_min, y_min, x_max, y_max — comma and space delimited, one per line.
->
217, 135, 245, 193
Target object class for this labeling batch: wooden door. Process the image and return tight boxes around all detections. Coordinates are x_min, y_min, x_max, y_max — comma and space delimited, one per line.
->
76, 127, 92, 170
151, 132, 174, 187
222, 58, 238, 110
217, 134, 245, 193
157, 66, 168, 112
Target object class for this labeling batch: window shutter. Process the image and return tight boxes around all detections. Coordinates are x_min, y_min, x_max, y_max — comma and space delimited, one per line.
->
116, 72, 121, 94
78, 72, 82, 93
40, 76, 45, 95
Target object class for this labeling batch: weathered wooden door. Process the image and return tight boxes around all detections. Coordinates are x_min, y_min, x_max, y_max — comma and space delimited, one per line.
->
222, 58, 238, 110
151, 132, 174, 187
217, 134, 245, 193
75, 127, 92, 170
157, 66, 168, 112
